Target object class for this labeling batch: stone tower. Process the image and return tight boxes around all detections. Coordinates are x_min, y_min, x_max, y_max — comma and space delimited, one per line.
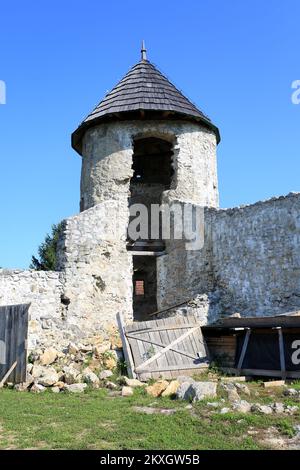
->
69, 44, 220, 322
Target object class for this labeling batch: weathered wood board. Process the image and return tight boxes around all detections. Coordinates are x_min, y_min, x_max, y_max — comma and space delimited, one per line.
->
120, 314, 210, 381
0, 304, 29, 384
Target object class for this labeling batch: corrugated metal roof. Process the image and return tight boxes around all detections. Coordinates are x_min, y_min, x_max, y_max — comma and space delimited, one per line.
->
72, 58, 220, 155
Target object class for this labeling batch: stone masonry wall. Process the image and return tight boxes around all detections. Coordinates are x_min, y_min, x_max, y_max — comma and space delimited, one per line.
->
158, 193, 300, 321
56, 200, 133, 335
0, 193, 299, 351
211, 192, 300, 317
0, 270, 64, 350
80, 120, 219, 211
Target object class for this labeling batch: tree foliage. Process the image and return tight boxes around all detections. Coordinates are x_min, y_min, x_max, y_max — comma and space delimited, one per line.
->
30, 223, 63, 271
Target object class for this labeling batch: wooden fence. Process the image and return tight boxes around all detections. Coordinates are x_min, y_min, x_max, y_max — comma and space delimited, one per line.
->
0, 304, 29, 384
117, 313, 209, 381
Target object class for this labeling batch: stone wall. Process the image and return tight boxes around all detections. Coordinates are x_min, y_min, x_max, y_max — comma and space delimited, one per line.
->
0, 270, 64, 350
56, 200, 133, 334
80, 120, 219, 211
157, 193, 300, 321
211, 192, 300, 317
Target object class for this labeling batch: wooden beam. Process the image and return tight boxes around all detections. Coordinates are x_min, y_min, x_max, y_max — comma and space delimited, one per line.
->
222, 367, 300, 379
137, 363, 209, 373
128, 324, 198, 334
149, 298, 192, 318
126, 333, 198, 361
236, 328, 251, 375
278, 328, 286, 380
116, 313, 136, 379
263, 380, 285, 388
135, 325, 200, 372
0, 361, 17, 388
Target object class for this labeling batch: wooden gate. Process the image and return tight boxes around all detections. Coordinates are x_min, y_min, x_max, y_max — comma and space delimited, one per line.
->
117, 313, 210, 381
0, 304, 29, 384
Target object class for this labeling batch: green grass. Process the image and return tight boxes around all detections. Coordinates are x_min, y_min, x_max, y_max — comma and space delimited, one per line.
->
0, 385, 298, 450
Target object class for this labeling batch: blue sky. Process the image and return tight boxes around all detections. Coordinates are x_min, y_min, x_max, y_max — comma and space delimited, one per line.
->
0, 0, 299, 268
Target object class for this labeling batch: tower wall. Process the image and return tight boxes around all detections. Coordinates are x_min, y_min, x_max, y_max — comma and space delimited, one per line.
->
80, 120, 219, 211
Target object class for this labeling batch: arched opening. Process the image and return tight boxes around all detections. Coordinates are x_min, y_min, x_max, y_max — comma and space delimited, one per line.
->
128, 137, 174, 249
131, 137, 173, 190
128, 136, 174, 319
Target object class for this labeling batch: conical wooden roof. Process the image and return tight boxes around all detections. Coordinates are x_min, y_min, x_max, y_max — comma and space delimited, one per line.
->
72, 55, 220, 154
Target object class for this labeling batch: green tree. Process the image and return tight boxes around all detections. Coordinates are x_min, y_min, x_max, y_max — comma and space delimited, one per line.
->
30, 223, 63, 271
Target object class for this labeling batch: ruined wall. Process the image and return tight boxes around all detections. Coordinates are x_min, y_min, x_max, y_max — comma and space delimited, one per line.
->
56, 201, 133, 333
211, 192, 300, 317
80, 120, 219, 211
158, 193, 300, 321
0, 270, 64, 350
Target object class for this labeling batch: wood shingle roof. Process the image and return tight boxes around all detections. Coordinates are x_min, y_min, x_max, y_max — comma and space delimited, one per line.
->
72, 55, 220, 155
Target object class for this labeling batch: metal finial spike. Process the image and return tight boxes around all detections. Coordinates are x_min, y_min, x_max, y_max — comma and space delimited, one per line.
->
141, 40, 147, 61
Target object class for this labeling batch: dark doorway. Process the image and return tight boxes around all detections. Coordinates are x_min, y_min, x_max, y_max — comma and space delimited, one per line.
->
128, 137, 174, 250
132, 255, 157, 320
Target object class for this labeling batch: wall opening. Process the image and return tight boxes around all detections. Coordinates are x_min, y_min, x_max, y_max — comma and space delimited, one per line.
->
133, 255, 157, 320
128, 136, 174, 251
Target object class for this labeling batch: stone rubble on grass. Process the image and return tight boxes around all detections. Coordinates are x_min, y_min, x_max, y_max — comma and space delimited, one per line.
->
99, 370, 113, 380
227, 388, 241, 402
175, 381, 217, 402
63, 365, 81, 385
284, 388, 300, 398
235, 383, 251, 396
232, 400, 252, 414
161, 380, 180, 397
82, 368, 100, 388
121, 386, 134, 397
220, 407, 231, 414
32, 366, 59, 387
146, 380, 169, 398
124, 377, 145, 388
223, 400, 299, 416
207, 402, 221, 408
65, 383, 87, 393
176, 375, 196, 384
67, 343, 79, 355
14, 383, 30, 392
38, 347, 59, 366
175, 381, 193, 400
272, 402, 285, 414
7, 337, 126, 393
105, 381, 118, 390
30, 383, 46, 393
132, 406, 177, 415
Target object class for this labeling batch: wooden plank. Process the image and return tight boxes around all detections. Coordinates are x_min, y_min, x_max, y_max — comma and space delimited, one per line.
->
148, 299, 191, 318
126, 324, 199, 334
116, 313, 136, 379
137, 363, 209, 373
155, 319, 172, 380
138, 321, 156, 381
135, 325, 200, 372
0, 304, 29, 384
168, 318, 185, 368
222, 367, 300, 379
161, 318, 178, 378
236, 328, 251, 375
0, 361, 17, 387
278, 328, 286, 380
182, 315, 203, 364
125, 334, 198, 360
263, 380, 286, 388
0, 307, 7, 380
